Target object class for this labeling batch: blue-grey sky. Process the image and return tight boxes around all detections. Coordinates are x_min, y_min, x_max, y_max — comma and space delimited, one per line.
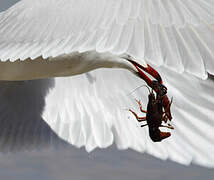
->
0, 0, 19, 12
0, 1, 213, 180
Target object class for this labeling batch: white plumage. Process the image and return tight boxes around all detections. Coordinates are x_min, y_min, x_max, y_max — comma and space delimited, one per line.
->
0, 0, 214, 167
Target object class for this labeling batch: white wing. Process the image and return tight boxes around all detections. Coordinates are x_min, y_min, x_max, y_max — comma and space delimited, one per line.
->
43, 66, 214, 167
1, 0, 214, 78
0, 0, 214, 168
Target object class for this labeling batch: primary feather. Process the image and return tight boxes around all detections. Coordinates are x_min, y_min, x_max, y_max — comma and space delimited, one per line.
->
1, 0, 214, 78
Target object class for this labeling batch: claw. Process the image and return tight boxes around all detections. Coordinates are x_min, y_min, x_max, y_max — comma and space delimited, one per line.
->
128, 60, 171, 105
127, 59, 162, 84
129, 62, 153, 87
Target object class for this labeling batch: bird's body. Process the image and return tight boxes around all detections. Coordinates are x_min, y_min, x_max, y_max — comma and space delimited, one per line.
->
0, 0, 214, 168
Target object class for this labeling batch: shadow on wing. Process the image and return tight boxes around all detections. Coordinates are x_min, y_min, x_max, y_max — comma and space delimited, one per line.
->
0, 79, 70, 152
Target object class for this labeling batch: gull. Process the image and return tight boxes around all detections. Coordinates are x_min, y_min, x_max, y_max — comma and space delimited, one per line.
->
0, 0, 214, 167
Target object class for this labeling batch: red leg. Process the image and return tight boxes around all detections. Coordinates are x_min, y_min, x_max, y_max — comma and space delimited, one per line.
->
160, 125, 174, 130
135, 99, 147, 113
162, 114, 168, 123
129, 109, 146, 122
141, 124, 148, 127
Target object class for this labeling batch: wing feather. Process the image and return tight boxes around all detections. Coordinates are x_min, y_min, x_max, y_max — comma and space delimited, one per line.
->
0, 0, 214, 77
0, 67, 213, 167
40, 66, 214, 167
